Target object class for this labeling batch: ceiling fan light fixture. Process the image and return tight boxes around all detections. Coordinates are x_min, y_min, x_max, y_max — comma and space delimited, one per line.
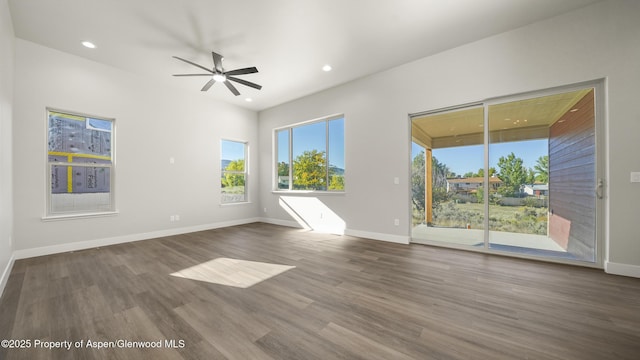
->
173, 52, 261, 96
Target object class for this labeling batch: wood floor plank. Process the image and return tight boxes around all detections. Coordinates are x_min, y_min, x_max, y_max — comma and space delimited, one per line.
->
1, 222, 639, 359
256, 328, 352, 360
318, 322, 415, 360
174, 299, 274, 360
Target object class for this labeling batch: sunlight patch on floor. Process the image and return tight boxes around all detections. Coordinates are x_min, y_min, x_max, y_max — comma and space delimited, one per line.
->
170, 258, 295, 288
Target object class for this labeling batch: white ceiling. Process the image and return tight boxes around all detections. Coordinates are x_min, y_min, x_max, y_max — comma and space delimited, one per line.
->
8, 0, 601, 111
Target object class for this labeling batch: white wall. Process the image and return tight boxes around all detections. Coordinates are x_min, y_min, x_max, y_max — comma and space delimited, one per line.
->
0, 0, 15, 296
258, 0, 640, 276
12, 39, 260, 255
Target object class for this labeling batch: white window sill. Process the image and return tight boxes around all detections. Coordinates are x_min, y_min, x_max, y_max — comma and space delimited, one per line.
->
42, 211, 119, 222
220, 201, 252, 207
271, 190, 346, 196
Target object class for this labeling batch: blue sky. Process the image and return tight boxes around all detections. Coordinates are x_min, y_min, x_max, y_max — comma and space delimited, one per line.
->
277, 118, 345, 169
412, 139, 547, 176
221, 140, 246, 162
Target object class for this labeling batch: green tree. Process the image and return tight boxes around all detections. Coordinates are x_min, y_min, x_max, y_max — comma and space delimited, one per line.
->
496, 152, 527, 197
412, 151, 426, 216
431, 156, 451, 206
328, 174, 345, 190
534, 155, 549, 183
278, 161, 289, 177
476, 186, 484, 203
432, 156, 450, 189
277, 161, 290, 189
477, 167, 497, 178
221, 160, 245, 188
293, 150, 327, 190
526, 168, 536, 185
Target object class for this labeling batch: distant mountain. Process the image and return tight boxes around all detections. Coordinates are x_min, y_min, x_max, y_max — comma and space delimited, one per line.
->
221, 159, 232, 170
329, 165, 344, 175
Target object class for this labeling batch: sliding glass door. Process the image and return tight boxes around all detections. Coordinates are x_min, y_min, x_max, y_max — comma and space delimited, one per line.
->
411, 84, 602, 264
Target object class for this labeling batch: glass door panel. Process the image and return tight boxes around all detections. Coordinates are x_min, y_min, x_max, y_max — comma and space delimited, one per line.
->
411, 106, 485, 247
487, 89, 596, 262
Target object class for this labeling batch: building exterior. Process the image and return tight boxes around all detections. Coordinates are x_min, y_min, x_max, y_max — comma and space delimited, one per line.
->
446, 177, 502, 194
523, 184, 549, 197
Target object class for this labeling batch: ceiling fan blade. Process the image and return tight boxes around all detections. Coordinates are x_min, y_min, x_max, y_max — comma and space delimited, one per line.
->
227, 76, 262, 90
173, 56, 213, 73
224, 80, 241, 96
201, 79, 215, 91
173, 74, 214, 76
225, 67, 258, 76
212, 52, 224, 72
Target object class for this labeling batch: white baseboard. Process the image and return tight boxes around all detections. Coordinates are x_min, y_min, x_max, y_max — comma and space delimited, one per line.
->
258, 217, 303, 229
13, 217, 262, 260
344, 229, 410, 244
605, 261, 640, 278
258, 217, 410, 245
0, 253, 15, 300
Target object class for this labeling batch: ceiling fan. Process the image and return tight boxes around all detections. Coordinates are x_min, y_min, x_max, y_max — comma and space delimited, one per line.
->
172, 51, 262, 96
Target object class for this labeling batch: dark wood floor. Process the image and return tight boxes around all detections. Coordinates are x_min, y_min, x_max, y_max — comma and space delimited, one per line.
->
1, 223, 639, 359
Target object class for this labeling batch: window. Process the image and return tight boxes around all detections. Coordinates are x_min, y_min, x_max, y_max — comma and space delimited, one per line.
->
47, 109, 114, 216
275, 115, 345, 191
221, 139, 248, 203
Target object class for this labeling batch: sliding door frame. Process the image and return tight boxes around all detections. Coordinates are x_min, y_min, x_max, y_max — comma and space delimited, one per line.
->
409, 79, 606, 268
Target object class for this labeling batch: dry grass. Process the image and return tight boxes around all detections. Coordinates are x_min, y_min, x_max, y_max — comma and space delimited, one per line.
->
427, 201, 548, 235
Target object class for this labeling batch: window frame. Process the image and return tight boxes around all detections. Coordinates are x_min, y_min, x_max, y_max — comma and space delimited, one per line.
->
220, 139, 249, 204
273, 114, 345, 193
44, 108, 116, 220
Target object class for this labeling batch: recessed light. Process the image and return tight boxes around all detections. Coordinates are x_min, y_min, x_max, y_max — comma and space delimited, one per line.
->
81, 41, 96, 49
322, 64, 332, 72
245, 98, 253, 102
570, 108, 579, 112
